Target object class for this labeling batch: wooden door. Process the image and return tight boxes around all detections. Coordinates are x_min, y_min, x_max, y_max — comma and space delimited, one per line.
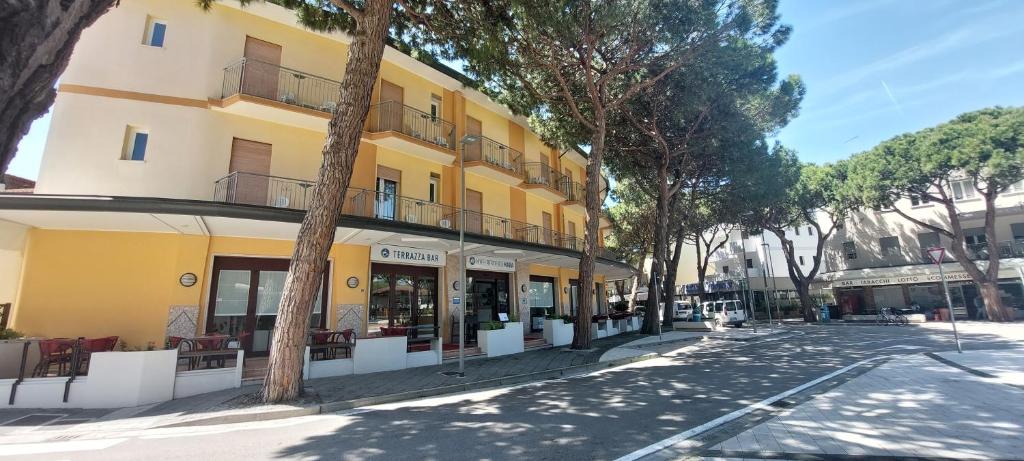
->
542, 212, 553, 245
379, 80, 405, 132
229, 138, 272, 206
466, 189, 483, 234
465, 116, 483, 162
567, 220, 577, 249
242, 36, 282, 101
564, 168, 576, 200
539, 153, 550, 185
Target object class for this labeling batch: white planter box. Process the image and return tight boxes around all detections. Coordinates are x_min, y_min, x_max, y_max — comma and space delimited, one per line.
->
479, 322, 524, 357
543, 319, 574, 347
0, 340, 40, 379
354, 336, 407, 374
673, 320, 716, 331
626, 317, 639, 331
406, 338, 442, 368
591, 321, 608, 339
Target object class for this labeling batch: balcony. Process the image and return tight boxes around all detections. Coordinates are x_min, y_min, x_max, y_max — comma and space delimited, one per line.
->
364, 101, 457, 164
521, 162, 567, 202
560, 179, 586, 214
463, 136, 524, 185
214, 58, 339, 132
213, 172, 588, 253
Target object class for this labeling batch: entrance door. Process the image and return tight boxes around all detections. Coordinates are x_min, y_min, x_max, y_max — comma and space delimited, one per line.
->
375, 165, 401, 220
465, 189, 483, 234
566, 220, 576, 249
242, 36, 282, 100
466, 270, 511, 327
379, 80, 404, 131
465, 116, 483, 161
367, 263, 439, 338
229, 138, 272, 206
206, 257, 328, 355
569, 279, 580, 318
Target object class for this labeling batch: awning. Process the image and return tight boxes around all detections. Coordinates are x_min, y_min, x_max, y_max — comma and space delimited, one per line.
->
813, 258, 1024, 289
0, 194, 634, 280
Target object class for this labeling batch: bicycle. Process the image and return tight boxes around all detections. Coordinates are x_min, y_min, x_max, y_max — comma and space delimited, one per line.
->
875, 307, 908, 326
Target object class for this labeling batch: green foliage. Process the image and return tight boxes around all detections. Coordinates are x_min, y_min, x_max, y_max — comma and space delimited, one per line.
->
479, 320, 505, 331
0, 329, 24, 340
846, 106, 1024, 207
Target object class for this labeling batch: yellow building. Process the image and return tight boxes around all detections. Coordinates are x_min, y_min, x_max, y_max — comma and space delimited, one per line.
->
0, 0, 627, 354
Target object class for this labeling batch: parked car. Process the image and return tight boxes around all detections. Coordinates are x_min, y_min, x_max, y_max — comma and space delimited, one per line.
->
673, 301, 694, 320
707, 300, 747, 327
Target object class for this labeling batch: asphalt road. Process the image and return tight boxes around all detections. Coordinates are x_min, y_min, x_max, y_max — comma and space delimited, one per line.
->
4, 324, 1018, 461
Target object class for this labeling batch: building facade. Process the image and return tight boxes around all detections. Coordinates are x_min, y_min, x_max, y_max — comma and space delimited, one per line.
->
816, 182, 1024, 320
0, 0, 628, 350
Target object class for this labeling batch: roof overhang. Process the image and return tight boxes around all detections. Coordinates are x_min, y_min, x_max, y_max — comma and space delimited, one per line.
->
0, 194, 633, 280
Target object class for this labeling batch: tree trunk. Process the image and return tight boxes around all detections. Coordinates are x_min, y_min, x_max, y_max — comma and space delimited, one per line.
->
627, 272, 641, 312
572, 118, 606, 349
0, 0, 116, 175
796, 281, 816, 322
261, 0, 392, 403
980, 281, 1011, 322
649, 154, 672, 332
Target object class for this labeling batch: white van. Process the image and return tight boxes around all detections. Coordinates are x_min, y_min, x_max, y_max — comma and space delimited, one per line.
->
673, 301, 694, 320
712, 300, 747, 327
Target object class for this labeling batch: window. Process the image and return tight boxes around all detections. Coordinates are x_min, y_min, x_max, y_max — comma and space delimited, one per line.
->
799, 255, 805, 265
843, 241, 857, 260
746, 258, 754, 269
428, 173, 440, 203
910, 194, 930, 206
964, 227, 987, 246
918, 231, 940, 250
879, 236, 900, 256
1011, 223, 1024, 242
143, 17, 167, 47
122, 127, 148, 161
430, 94, 442, 121
807, 226, 813, 236
722, 265, 729, 275
794, 227, 800, 236
951, 179, 976, 201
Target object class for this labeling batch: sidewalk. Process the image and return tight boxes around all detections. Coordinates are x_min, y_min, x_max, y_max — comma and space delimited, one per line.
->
702, 348, 1024, 460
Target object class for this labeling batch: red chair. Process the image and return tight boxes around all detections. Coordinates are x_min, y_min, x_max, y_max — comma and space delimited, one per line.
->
32, 339, 75, 377
75, 336, 119, 374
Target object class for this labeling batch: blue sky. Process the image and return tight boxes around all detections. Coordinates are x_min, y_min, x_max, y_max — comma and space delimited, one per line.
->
8, 0, 1024, 179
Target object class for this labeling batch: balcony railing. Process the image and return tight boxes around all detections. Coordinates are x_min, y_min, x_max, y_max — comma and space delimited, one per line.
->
464, 136, 524, 177
560, 179, 584, 203
213, 172, 598, 254
222, 58, 341, 114
523, 162, 565, 191
366, 100, 456, 151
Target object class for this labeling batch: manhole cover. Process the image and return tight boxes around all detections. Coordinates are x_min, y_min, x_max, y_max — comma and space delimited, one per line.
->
439, 371, 464, 377
769, 399, 795, 408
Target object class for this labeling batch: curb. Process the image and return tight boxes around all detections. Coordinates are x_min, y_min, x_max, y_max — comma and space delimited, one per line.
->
158, 350, 659, 428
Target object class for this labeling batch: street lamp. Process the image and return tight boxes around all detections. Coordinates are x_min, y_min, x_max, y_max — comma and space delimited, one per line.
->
760, 241, 775, 330
457, 134, 481, 377
738, 229, 757, 333
762, 241, 781, 324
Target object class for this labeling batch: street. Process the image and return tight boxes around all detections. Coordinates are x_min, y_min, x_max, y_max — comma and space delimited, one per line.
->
2, 323, 1021, 460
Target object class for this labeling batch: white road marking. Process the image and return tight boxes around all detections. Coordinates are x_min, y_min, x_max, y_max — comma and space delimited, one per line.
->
613, 356, 885, 461
0, 438, 127, 456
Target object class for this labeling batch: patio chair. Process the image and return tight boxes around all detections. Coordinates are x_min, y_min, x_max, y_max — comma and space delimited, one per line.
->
32, 338, 75, 377
75, 336, 119, 374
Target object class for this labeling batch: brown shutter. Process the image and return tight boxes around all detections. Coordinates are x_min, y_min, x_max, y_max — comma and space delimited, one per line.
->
379, 80, 404, 131
465, 117, 483, 161
242, 36, 282, 100
466, 189, 483, 234
229, 138, 272, 206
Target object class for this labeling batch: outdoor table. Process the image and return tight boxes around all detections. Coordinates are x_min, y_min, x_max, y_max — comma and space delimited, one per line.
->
308, 330, 355, 360
177, 335, 240, 370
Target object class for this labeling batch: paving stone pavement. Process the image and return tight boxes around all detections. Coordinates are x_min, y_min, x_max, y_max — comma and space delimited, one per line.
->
709, 350, 1024, 460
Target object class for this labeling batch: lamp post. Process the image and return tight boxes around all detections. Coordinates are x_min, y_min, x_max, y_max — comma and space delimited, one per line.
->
927, 247, 962, 353
763, 241, 781, 324
760, 240, 775, 331
739, 229, 757, 333
457, 134, 481, 377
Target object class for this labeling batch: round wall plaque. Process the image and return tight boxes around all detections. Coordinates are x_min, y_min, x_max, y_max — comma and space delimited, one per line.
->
453, 280, 460, 291
179, 273, 197, 287
563, 286, 569, 294
520, 284, 527, 293
346, 276, 360, 288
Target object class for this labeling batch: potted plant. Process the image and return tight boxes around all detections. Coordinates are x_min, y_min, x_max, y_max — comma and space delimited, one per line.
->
478, 318, 523, 357
544, 314, 575, 347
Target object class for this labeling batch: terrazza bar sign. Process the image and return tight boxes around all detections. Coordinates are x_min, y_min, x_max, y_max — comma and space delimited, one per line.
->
466, 255, 516, 272
371, 244, 444, 267
833, 271, 974, 288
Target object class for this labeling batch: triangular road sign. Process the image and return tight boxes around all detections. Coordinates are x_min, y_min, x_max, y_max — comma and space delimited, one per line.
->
926, 246, 946, 265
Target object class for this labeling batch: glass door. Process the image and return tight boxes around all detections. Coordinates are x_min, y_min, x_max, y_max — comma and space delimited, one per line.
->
375, 178, 397, 220
393, 275, 415, 327
415, 275, 438, 338
569, 279, 580, 319
207, 257, 328, 355
368, 264, 439, 338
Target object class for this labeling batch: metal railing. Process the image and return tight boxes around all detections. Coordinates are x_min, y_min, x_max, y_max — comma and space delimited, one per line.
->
214, 172, 317, 210
464, 136, 524, 177
212, 173, 598, 253
222, 58, 342, 114
523, 162, 565, 191
366, 101, 456, 150
560, 178, 585, 203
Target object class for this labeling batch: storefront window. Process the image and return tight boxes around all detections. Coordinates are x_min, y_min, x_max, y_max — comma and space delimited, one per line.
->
368, 264, 438, 338
529, 276, 556, 332
909, 284, 945, 310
